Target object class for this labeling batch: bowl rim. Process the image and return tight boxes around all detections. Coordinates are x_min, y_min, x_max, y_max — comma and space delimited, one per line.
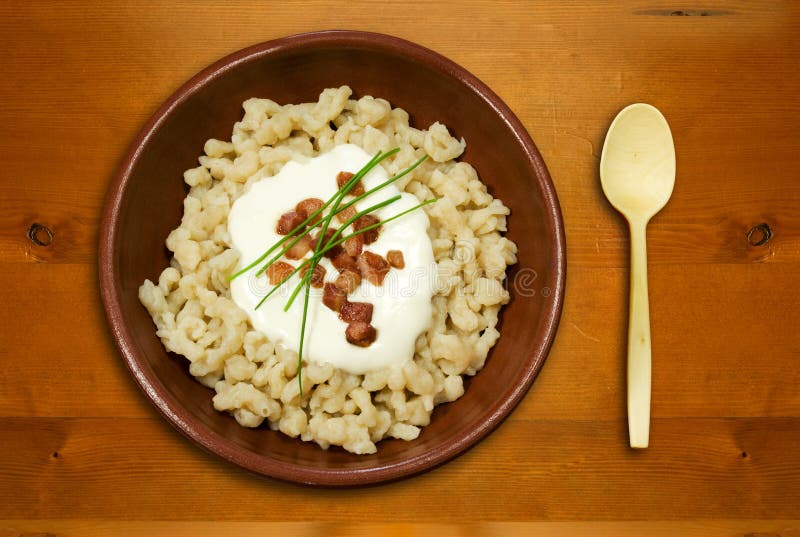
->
98, 29, 566, 486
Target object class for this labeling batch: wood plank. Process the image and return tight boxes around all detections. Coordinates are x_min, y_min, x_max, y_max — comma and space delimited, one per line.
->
2, 416, 799, 521
2, 261, 798, 420
1, 0, 799, 528
0, 264, 154, 418
1, 520, 799, 537
0, 187, 103, 266
0, 2, 798, 267
2, 165, 797, 267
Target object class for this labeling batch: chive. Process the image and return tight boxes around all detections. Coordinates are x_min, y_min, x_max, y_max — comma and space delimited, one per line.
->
282, 194, 401, 311
282, 151, 400, 303
295, 267, 313, 395
253, 262, 301, 309
336, 154, 427, 215
254, 196, 438, 310
323, 198, 438, 253
228, 201, 326, 281
252, 149, 400, 278
260, 193, 406, 311
279, 197, 438, 311
327, 194, 401, 243
256, 196, 438, 395
229, 148, 394, 281
229, 147, 430, 396
253, 152, 422, 278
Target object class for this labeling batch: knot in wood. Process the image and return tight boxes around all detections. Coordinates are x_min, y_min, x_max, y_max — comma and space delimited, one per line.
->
746, 223, 772, 247
27, 223, 54, 246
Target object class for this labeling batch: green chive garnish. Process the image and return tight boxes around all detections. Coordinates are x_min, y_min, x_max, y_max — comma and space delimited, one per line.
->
230, 148, 434, 396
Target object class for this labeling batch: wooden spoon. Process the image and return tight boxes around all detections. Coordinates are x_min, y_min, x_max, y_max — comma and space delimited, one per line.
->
600, 103, 675, 448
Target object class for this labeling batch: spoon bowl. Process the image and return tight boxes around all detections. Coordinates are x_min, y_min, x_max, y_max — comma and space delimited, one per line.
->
601, 104, 675, 222
600, 103, 675, 448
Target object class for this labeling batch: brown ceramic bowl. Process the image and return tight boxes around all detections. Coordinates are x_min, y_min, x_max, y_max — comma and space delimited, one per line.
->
99, 30, 565, 486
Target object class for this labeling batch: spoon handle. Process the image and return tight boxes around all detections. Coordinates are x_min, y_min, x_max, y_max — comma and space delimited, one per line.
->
628, 220, 652, 448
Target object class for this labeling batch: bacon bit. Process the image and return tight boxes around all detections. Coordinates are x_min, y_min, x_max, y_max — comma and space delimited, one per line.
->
276, 210, 305, 235
340, 301, 373, 323
357, 251, 390, 286
345, 322, 377, 347
322, 282, 348, 313
353, 214, 381, 244
344, 235, 364, 257
295, 198, 325, 225
284, 235, 314, 260
331, 252, 358, 273
266, 261, 294, 285
337, 171, 364, 196
314, 228, 343, 258
334, 269, 362, 294
299, 263, 326, 288
336, 171, 354, 185
335, 204, 357, 224
386, 250, 405, 269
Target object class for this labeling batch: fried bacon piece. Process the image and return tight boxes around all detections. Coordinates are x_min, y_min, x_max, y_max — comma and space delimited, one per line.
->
353, 214, 380, 244
284, 235, 314, 260
322, 282, 348, 313
334, 269, 362, 294
314, 228, 343, 259
357, 251, 390, 286
331, 252, 358, 273
340, 301, 373, 323
276, 210, 305, 236
386, 250, 405, 269
266, 261, 294, 285
336, 171, 354, 185
335, 204, 357, 224
345, 322, 377, 347
344, 234, 364, 257
337, 171, 364, 196
299, 263, 326, 288
295, 197, 325, 225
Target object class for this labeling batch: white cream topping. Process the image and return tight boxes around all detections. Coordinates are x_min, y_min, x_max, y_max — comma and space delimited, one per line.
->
228, 144, 435, 374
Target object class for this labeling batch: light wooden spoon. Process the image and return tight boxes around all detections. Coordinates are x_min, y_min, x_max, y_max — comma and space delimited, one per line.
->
600, 103, 675, 448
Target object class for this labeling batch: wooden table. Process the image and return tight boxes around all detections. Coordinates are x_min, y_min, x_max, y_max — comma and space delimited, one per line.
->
2, 2, 798, 535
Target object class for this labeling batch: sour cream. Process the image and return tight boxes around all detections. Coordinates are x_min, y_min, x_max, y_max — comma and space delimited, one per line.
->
228, 144, 435, 374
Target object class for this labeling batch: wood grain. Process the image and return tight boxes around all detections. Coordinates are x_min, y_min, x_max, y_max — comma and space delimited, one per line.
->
1, 2, 797, 268
3, 416, 800, 521
2, 262, 799, 420
2, 521, 800, 537
1, 0, 799, 531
